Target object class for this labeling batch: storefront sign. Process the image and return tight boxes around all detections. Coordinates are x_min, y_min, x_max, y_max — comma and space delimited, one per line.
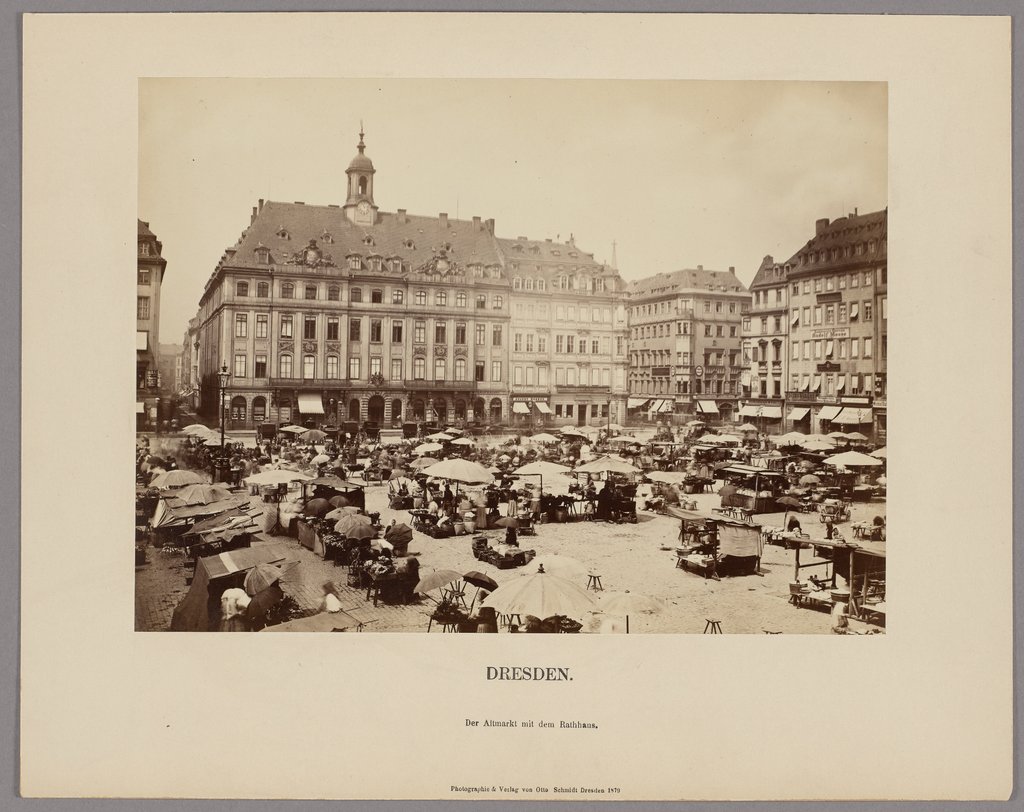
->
810, 328, 849, 339
816, 362, 841, 372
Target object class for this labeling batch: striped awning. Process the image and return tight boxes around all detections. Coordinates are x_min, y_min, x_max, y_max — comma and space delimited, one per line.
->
787, 407, 810, 421
697, 400, 720, 415
512, 402, 530, 414
657, 400, 674, 413
535, 402, 552, 414
297, 393, 324, 414
832, 407, 874, 425
817, 405, 843, 422
627, 397, 650, 409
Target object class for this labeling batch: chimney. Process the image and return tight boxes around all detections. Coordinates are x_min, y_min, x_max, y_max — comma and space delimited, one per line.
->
815, 217, 830, 235
397, 208, 407, 223
251, 206, 257, 224
697, 264, 703, 271
439, 212, 448, 229
472, 216, 481, 230
485, 218, 495, 234
728, 266, 735, 273
258, 199, 264, 211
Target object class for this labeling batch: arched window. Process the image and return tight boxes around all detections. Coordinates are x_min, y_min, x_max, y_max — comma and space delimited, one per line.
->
279, 354, 293, 378
251, 396, 267, 422
348, 399, 361, 421
489, 398, 503, 422
391, 398, 402, 422
256, 281, 269, 298
455, 291, 467, 308
524, 278, 534, 291
454, 358, 467, 381
412, 399, 426, 420
327, 285, 340, 301
435, 290, 447, 306
230, 396, 247, 421
236, 281, 249, 297
304, 285, 317, 300
454, 399, 466, 420
537, 279, 546, 292
351, 287, 362, 302
493, 295, 504, 309
281, 282, 294, 299
358, 176, 368, 195
433, 399, 447, 423
512, 277, 522, 290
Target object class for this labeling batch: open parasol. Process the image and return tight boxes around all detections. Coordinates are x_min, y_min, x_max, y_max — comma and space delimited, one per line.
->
799, 474, 821, 486
824, 450, 884, 468
150, 469, 206, 489
528, 432, 559, 444
576, 455, 640, 476
245, 469, 313, 486
737, 423, 759, 432
597, 590, 663, 634
421, 458, 494, 485
300, 429, 327, 442
410, 457, 439, 470
414, 569, 463, 596
170, 483, 233, 505
334, 513, 372, 535
481, 569, 596, 620
303, 498, 332, 517
425, 432, 454, 442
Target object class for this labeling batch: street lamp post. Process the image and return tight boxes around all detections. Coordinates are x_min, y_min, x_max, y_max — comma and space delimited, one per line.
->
217, 361, 230, 481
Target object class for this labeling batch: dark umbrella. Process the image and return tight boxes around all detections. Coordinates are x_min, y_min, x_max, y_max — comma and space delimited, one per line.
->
385, 523, 413, 545
304, 498, 332, 517
494, 516, 519, 529
328, 495, 350, 508
776, 496, 803, 509
463, 571, 499, 591
345, 524, 376, 542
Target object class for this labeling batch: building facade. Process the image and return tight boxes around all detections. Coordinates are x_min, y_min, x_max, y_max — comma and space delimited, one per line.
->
738, 255, 790, 432
193, 132, 626, 432
784, 209, 887, 439
137, 220, 167, 429
627, 267, 749, 424
504, 238, 629, 428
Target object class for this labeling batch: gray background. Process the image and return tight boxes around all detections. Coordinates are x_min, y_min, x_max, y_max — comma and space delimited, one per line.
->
2, 1, 1019, 809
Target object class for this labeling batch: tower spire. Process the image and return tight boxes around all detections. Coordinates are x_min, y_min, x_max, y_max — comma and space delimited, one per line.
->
611, 240, 618, 269
357, 121, 366, 154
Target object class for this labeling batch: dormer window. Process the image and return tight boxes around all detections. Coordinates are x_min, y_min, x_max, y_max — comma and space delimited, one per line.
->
139, 242, 151, 257
321, 231, 334, 244
569, 251, 577, 258
276, 227, 290, 240
524, 278, 534, 291
537, 279, 546, 292
404, 239, 416, 250
551, 249, 560, 256
363, 235, 375, 247
512, 244, 523, 252
529, 245, 540, 254
348, 255, 361, 271
254, 245, 271, 264
512, 277, 522, 290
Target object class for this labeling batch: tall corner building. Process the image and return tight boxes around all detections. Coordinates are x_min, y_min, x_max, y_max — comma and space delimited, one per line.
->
627, 267, 750, 423
137, 219, 167, 428
777, 208, 887, 439
192, 131, 629, 431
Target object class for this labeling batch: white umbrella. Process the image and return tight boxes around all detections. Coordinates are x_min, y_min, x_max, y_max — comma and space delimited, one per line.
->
737, 423, 759, 432
450, 436, 475, 446
776, 431, 808, 445
482, 570, 596, 620
528, 432, 560, 444
421, 458, 495, 485
310, 454, 331, 465
244, 469, 313, 486
182, 424, 211, 435
514, 460, 572, 477
846, 431, 869, 442
414, 442, 445, 455
646, 471, 689, 484
870, 446, 887, 459
576, 455, 640, 475
597, 591, 664, 634
824, 451, 884, 468
279, 425, 307, 434
425, 432, 453, 441
149, 469, 207, 489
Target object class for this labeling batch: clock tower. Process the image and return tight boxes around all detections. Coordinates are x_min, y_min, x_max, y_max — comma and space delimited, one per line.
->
343, 125, 378, 227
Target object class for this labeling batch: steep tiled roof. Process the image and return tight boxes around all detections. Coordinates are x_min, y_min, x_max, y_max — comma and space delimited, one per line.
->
749, 255, 788, 291
628, 267, 748, 298
225, 201, 504, 271
138, 219, 155, 237
796, 208, 887, 258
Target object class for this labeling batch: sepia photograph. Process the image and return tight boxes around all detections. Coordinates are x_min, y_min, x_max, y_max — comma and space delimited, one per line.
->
136, 78, 888, 635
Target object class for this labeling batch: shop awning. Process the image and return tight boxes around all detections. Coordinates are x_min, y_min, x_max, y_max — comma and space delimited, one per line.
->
136, 402, 145, 414
760, 406, 783, 419
657, 400, 674, 413
647, 399, 664, 412
297, 393, 324, 414
697, 400, 719, 415
512, 402, 530, 414
738, 405, 758, 417
627, 397, 650, 409
136, 331, 148, 351
787, 407, 810, 421
535, 402, 552, 414
811, 376, 822, 392
832, 407, 874, 425
817, 405, 843, 422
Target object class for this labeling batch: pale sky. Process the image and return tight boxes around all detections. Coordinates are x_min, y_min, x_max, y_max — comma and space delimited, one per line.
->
140, 79, 887, 344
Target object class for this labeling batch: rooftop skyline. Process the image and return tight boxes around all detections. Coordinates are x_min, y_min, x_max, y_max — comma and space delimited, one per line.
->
140, 78, 887, 342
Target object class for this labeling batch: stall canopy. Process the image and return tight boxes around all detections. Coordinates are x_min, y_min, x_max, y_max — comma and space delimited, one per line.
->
832, 407, 874, 425
534, 402, 553, 414
717, 522, 764, 559
298, 393, 324, 414
512, 402, 530, 414
627, 398, 650, 409
787, 407, 810, 421
170, 545, 294, 632
136, 402, 145, 414
742, 405, 783, 419
817, 405, 843, 422
697, 400, 720, 415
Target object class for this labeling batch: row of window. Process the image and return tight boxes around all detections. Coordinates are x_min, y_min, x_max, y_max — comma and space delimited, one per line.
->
234, 280, 506, 309
233, 313, 505, 346
791, 268, 884, 296
790, 337, 875, 361
511, 275, 608, 293
789, 300, 875, 329
551, 403, 610, 419
630, 350, 741, 368
752, 287, 785, 306
231, 352, 504, 383
632, 299, 744, 318
803, 239, 883, 265
788, 372, 877, 397
627, 378, 734, 396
